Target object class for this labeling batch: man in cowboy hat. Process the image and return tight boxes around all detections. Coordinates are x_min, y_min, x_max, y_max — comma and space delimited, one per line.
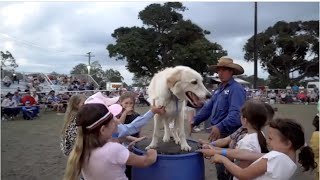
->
191, 56, 246, 180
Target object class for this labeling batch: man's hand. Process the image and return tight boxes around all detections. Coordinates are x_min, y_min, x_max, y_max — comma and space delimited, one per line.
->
208, 126, 220, 141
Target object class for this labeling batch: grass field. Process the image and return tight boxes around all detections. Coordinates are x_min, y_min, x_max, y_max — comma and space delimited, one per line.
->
1, 104, 318, 180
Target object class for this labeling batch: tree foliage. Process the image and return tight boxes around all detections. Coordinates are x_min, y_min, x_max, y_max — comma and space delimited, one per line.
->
243, 20, 319, 88
236, 75, 268, 87
132, 75, 151, 87
70, 63, 88, 75
70, 61, 124, 84
107, 2, 226, 78
1, 51, 18, 69
105, 69, 124, 82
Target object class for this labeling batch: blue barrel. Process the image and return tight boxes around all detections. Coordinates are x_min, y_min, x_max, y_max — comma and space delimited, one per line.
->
131, 140, 205, 180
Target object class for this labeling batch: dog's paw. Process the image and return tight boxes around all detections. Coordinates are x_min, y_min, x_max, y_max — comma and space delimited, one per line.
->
162, 135, 171, 142
145, 144, 157, 150
180, 143, 192, 151
173, 136, 181, 145
174, 139, 181, 145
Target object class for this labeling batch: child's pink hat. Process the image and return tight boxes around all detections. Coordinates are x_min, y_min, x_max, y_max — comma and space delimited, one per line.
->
84, 92, 122, 117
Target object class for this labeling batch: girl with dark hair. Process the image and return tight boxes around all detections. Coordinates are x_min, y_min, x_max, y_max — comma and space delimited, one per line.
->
231, 100, 269, 172
63, 103, 158, 180
198, 118, 317, 180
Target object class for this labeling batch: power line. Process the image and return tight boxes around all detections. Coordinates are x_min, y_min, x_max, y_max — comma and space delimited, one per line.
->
0, 33, 86, 57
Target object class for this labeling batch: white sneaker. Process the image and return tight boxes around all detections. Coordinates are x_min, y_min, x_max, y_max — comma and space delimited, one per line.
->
193, 127, 201, 132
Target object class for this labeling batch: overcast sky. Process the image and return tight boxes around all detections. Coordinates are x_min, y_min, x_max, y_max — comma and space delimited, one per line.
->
0, 2, 318, 85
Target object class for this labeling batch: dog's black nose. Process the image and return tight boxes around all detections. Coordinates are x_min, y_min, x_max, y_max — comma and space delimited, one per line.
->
206, 93, 211, 99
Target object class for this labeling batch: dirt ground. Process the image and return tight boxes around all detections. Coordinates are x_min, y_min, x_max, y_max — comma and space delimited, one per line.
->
1, 104, 317, 180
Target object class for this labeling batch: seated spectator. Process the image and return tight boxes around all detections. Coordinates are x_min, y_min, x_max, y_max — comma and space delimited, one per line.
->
3, 76, 12, 87
78, 83, 85, 91
268, 90, 276, 101
1, 92, 20, 120
31, 90, 39, 104
13, 91, 22, 105
299, 84, 305, 91
67, 84, 73, 91
88, 83, 94, 90
297, 91, 307, 103
21, 90, 36, 106
47, 90, 64, 112
22, 101, 39, 120
292, 84, 299, 94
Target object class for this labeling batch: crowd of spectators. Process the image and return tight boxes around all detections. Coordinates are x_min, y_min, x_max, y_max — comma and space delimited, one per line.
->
48, 75, 96, 91
245, 85, 319, 104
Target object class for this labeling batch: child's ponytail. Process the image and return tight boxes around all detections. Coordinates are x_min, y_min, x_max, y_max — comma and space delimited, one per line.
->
298, 145, 317, 171
257, 131, 269, 153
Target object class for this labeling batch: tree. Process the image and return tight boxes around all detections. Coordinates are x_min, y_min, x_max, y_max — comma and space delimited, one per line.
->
236, 75, 268, 87
105, 69, 124, 82
243, 20, 319, 88
90, 61, 105, 85
70, 61, 107, 85
107, 2, 226, 78
49, 71, 60, 76
70, 63, 88, 75
132, 75, 151, 87
1, 51, 18, 78
1, 50, 18, 69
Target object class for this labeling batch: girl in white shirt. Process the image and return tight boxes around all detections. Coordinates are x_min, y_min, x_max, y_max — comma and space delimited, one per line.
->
234, 100, 269, 171
198, 118, 317, 180
63, 103, 158, 180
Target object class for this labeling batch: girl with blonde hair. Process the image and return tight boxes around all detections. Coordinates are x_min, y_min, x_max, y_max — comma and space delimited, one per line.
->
63, 103, 157, 180
60, 94, 86, 156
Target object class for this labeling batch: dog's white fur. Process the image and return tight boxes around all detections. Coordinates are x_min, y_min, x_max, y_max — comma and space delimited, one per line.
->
146, 66, 211, 151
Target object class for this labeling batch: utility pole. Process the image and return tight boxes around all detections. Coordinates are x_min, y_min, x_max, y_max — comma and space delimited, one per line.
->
85, 52, 95, 76
253, 2, 258, 89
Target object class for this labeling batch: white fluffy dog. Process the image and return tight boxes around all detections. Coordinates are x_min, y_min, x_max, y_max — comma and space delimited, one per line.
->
146, 66, 211, 151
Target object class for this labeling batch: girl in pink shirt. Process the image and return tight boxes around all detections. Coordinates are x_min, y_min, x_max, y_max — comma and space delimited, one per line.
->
63, 103, 158, 180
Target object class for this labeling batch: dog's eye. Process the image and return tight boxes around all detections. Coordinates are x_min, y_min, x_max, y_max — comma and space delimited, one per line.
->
191, 81, 197, 85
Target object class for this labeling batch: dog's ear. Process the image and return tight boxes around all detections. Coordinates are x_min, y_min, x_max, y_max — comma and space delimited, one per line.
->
167, 70, 181, 88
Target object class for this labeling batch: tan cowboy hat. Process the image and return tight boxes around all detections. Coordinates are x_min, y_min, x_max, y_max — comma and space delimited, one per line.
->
208, 56, 244, 75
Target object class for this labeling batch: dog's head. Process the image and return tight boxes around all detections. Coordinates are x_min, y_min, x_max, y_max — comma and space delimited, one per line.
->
167, 66, 211, 108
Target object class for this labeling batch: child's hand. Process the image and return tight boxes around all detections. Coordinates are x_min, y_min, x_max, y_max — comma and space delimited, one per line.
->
198, 139, 210, 145
151, 99, 166, 114
202, 144, 214, 149
125, 106, 134, 113
128, 136, 147, 150
196, 148, 215, 158
146, 149, 157, 163
151, 106, 166, 114
210, 154, 226, 164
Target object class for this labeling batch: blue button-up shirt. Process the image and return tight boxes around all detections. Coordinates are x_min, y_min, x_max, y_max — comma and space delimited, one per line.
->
114, 110, 155, 138
193, 78, 246, 136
